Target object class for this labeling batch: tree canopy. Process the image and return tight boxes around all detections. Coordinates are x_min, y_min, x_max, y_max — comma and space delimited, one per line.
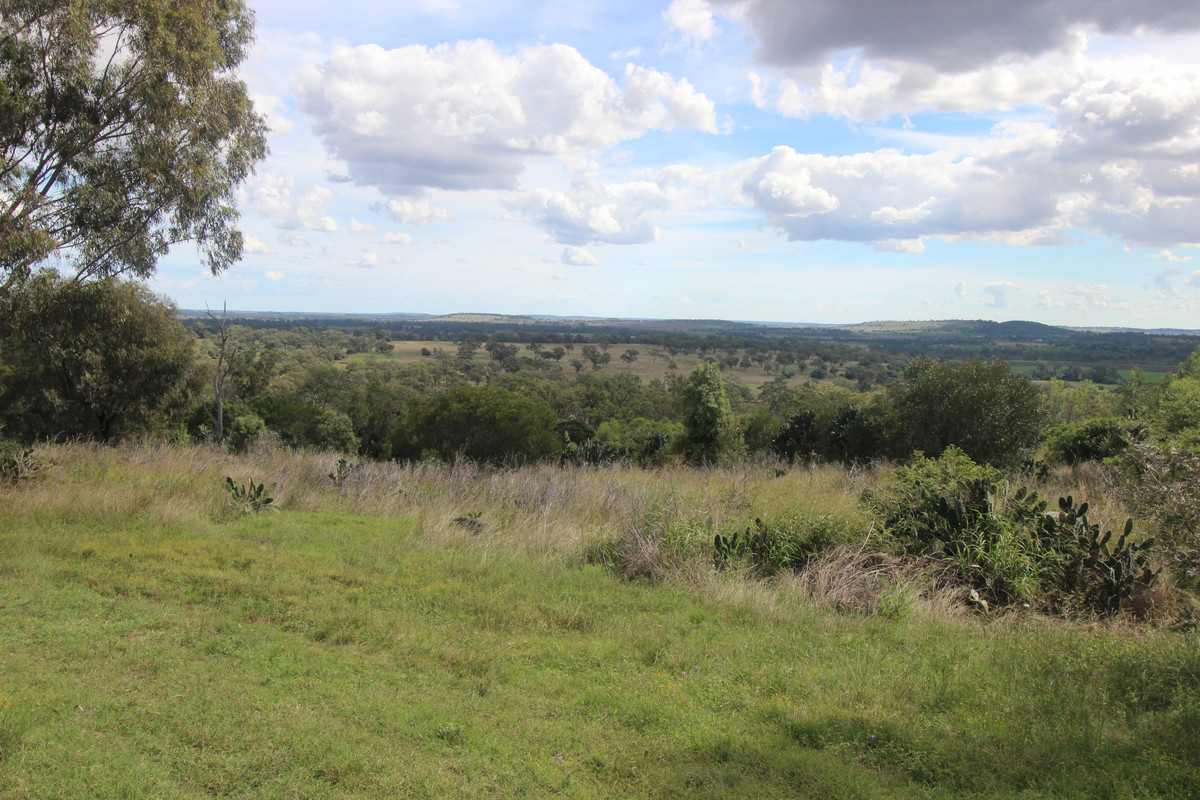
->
0, 270, 197, 440
889, 357, 1048, 467
0, 0, 268, 293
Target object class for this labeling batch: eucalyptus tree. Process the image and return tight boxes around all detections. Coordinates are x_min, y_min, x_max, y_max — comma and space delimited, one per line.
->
0, 0, 268, 294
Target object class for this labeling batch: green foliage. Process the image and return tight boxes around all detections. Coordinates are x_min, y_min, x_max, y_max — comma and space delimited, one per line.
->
313, 408, 360, 454
714, 513, 864, 576
864, 448, 1044, 605
0, 0, 268, 289
1155, 377, 1200, 446
868, 447, 1164, 613
889, 357, 1048, 467
0, 445, 38, 484
224, 476, 277, 514
226, 413, 266, 453
1043, 416, 1134, 465
594, 417, 681, 466
865, 446, 1004, 551
1112, 439, 1200, 583
1048, 497, 1158, 615
0, 271, 197, 441
401, 385, 561, 464
680, 362, 740, 464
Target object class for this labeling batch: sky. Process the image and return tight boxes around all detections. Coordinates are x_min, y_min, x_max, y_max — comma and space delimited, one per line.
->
149, 0, 1200, 327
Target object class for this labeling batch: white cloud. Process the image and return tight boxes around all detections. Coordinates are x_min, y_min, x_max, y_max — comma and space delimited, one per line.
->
384, 199, 453, 225
379, 232, 414, 244
1063, 284, 1136, 312
265, 271, 285, 281
736, 238, 758, 250
664, 0, 717, 43
278, 231, 310, 247
562, 246, 600, 266
243, 235, 275, 255
983, 281, 1022, 308
293, 40, 717, 194
349, 218, 377, 234
1151, 249, 1194, 263
1037, 291, 1065, 308
506, 170, 706, 245
1188, 271, 1200, 288
249, 173, 340, 232
738, 138, 1065, 246
871, 238, 924, 253
346, 251, 381, 268
954, 281, 967, 300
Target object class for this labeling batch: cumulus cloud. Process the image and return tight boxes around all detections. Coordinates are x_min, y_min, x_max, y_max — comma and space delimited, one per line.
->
243, 235, 275, 255
705, 0, 1200, 71
278, 231, 310, 247
982, 281, 1022, 308
379, 232, 414, 244
1063, 284, 1136, 312
293, 40, 717, 194
737, 136, 1065, 246
954, 281, 967, 300
562, 246, 600, 266
1038, 291, 1065, 308
1152, 249, 1194, 263
664, 0, 717, 43
383, 199, 453, 225
346, 251, 381, 268
734, 44, 1200, 251
505, 169, 709, 245
249, 173, 340, 232
349, 218, 377, 234
265, 271, 285, 281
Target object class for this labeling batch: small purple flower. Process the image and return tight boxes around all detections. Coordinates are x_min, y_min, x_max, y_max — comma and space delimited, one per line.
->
681, 671, 687, 676
557, 756, 563, 761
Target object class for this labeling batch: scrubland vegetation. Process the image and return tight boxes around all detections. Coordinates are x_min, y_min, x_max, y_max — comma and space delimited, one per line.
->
2, 440, 1199, 798
3, 281, 1200, 797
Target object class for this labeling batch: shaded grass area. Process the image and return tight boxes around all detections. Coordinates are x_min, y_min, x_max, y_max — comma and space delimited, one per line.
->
1, 450, 1198, 798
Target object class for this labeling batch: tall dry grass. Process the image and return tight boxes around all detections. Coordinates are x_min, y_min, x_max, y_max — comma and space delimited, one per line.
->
11, 439, 1175, 624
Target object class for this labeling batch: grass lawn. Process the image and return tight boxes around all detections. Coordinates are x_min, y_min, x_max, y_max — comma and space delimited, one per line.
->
1, 447, 1197, 798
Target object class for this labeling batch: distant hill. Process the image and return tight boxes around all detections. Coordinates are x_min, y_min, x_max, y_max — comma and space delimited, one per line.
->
837, 319, 1076, 341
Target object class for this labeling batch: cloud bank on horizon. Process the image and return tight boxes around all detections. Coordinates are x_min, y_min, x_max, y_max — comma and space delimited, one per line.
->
152, 0, 1200, 326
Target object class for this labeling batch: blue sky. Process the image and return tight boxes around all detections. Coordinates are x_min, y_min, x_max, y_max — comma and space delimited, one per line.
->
150, 0, 1200, 327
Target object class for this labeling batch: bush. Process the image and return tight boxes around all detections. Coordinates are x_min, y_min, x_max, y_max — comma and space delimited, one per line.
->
400, 385, 561, 464
889, 357, 1047, 467
227, 413, 267, 453
865, 446, 1165, 613
1043, 417, 1135, 465
714, 512, 865, 576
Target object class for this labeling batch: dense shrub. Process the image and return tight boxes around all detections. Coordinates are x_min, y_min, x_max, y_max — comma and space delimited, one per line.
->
864, 447, 1161, 612
714, 512, 866, 576
399, 385, 561, 464
1043, 417, 1135, 465
889, 357, 1048, 467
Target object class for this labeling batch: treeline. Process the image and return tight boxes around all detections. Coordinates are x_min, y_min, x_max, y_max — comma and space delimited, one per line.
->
5, 272, 1198, 473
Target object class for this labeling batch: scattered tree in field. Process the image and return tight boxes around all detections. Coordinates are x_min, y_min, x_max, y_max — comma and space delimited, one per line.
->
0, 0, 268, 293
620, 349, 639, 369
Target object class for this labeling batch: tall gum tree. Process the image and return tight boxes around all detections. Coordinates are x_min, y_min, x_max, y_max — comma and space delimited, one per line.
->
0, 0, 268, 294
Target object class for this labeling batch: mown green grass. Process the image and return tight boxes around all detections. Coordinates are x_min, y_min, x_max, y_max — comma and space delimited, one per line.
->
1, 452, 1198, 798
